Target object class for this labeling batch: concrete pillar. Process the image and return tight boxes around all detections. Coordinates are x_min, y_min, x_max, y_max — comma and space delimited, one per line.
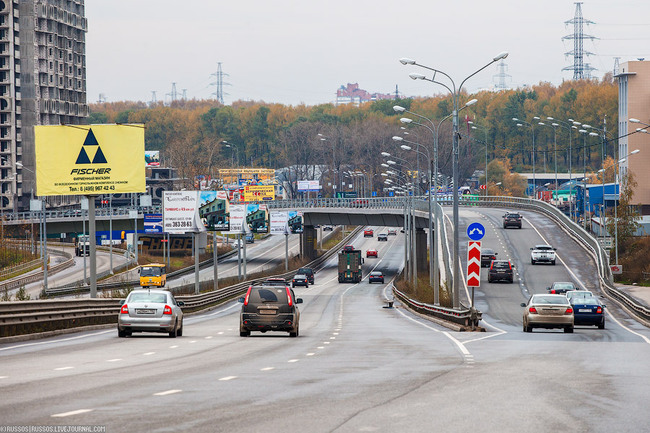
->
301, 225, 318, 260
416, 228, 428, 274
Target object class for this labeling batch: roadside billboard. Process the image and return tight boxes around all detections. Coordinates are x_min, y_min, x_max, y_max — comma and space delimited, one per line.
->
297, 180, 321, 192
144, 213, 163, 234
270, 211, 289, 234
198, 190, 230, 231
228, 205, 246, 233
35, 124, 145, 196
246, 203, 269, 233
288, 211, 303, 233
145, 151, 160, 167
163, 191, 205, 234
243, 185, 275, 201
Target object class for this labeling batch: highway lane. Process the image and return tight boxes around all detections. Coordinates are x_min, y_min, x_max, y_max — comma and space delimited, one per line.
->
1, 216, 650, 432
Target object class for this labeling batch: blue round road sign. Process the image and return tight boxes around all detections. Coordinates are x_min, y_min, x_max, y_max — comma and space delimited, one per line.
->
467, 222, 485, 241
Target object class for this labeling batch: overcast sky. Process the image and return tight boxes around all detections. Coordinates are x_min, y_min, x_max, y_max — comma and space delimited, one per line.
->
85, 0, 650, 106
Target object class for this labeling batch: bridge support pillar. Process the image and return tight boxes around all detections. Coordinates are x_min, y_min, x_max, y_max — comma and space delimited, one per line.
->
301, 225, 318, 260
416, 228, 428, 274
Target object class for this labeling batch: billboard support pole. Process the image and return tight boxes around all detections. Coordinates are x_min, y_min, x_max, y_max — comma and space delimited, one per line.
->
194, 231, 200, 294
242, 226, 247, 280
213, 231, 218, 291
83, 206, 87, 284
109, 194, 113, 274
42, 198, 48, 291
88, 195, 97, 298
237, 233, 242, 280
285, 227, 289, 271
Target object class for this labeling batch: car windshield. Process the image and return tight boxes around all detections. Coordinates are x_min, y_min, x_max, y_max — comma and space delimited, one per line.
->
507, 213, 520, 218
294, 275, 306, 279
249, 288, 288, 303
567, 291, 593, 299
553, 283, 574, 290
572, 297, 599, 305
298, 268, 312, 275
128, 292, 167, 303
492, 261, 510, 269
370, 272, 382, 276
532, 295, 568, 305
536, 246, 553, 251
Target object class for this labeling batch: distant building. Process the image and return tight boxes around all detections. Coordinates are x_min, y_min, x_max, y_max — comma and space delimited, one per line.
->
616, 60, 650, 214
336, 83, 396, 106
0, 0, 89, 212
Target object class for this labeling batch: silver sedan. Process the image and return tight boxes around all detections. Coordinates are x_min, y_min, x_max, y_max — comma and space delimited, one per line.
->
118, 289, 184, 338
521, 294, 574, 333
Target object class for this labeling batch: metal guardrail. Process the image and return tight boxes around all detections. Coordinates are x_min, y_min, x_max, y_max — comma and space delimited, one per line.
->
391, 283, 480, 329
0, 226, 362, 338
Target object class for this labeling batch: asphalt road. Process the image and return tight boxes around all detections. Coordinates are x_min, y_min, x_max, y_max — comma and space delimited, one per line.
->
1, 214, 649, 432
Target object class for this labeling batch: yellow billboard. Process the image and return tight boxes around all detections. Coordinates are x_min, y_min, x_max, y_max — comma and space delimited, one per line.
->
35, 124, 146, 196
243, 185, 275, 201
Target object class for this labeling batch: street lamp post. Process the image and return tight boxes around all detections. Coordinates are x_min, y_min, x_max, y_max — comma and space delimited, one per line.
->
614, 149, 641, 265
538, 121, 559, 198
468, 121, 489, 198
513, 117, 540, 196
402, 51, 508, 309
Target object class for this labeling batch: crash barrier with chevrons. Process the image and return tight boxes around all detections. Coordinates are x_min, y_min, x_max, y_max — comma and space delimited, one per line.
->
0, 227, 362, 338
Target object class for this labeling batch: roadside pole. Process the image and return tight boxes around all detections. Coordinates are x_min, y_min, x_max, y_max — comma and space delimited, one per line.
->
237, 233, 242, 280
285, 225, 290, 271
109, 194, 113, 274
88, 196, 97, 298
82, 199, 87, 284
194, 231, 200, 294
42, 198, 48, 291
213, 231, 218, 291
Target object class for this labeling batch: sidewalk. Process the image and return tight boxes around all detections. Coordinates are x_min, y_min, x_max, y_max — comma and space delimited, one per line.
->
614, 283, 650, 308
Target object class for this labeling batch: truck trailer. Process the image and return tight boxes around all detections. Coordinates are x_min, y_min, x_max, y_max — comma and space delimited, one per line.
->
338, 248, 363, 283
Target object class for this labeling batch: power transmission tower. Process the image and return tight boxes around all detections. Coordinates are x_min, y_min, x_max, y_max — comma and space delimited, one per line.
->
492, 60, 512, 90
210, 62, 230, 104
563, 2, 597, 79
150, 91, 157, 106
98, 93, 106, 103
182, 89, 187, 101
394, 84, 400, 99
613, 57, 621, 76
166, 82, 178, 104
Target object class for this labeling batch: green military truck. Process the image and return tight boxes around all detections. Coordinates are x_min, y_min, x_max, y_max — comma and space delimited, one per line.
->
338, 245, 363, 283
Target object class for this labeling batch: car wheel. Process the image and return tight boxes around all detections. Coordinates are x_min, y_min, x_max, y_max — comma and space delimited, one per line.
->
564, 326, 574, 333
177, 320, 183, 337
292, 284, 295, 288
240, 329, 250, 337
289, 326, 298, 338
509, 278, 513, 283
531, 259, 535, 265
381, 279, 384, 284
118, 328, 126, 338
552, 260, 556, 265
169, 321, 178, 338
598, 320, 605, 330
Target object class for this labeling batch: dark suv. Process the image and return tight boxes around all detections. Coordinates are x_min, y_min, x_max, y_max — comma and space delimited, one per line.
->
503, 212, 522, 229
297, 267, 314, 284
488, 260, 514, 283
239, 285, 303, 337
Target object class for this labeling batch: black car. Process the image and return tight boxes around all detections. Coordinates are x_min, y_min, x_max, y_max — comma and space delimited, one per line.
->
571, 296, 605, 329
503, 212, 522, 229
481, 248, 498, 267
297, 267, 314, 284
239, 285, 303, 337
377, 233, 388, 241
291, 274, 309, 288
323, 225, 334, 231
547, 282, 580, 294
488, 260, 514, 283
368, 271, 384, 284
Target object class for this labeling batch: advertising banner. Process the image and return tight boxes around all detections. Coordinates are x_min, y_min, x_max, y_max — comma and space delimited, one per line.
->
243, 185, 275, 201
35, 125, 145, 196
144, 213, 163, 234
246, 203, 269, 233
198, 190, 230, 231
288, 211, 303, 233
145, 151, 160, 167
228, 205, 246, 234
163, 191, 205, 234
270, 211, 289, 234
297, 180, 321, 192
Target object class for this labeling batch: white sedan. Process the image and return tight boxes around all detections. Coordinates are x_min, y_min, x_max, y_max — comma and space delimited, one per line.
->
530, 244, 557, 265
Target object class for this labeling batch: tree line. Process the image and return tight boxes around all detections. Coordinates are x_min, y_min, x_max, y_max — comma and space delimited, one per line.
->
88, 75, 618, 197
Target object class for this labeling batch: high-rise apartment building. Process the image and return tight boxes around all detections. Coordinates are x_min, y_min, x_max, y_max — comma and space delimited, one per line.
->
0, 0, 88, 213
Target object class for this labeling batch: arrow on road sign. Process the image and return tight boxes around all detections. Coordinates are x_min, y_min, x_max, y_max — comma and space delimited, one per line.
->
467, 241, 481, 287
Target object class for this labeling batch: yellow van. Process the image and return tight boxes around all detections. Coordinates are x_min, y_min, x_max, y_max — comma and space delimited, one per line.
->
139, 264, 167, 287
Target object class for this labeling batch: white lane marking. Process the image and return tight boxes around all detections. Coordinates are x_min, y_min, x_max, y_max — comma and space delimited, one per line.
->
169, 345, 178, 349
306, 353, 315, 356
189, 340, 197, 344
106, 358, 122, 362
333, 332, 339, 335
0, 330, 113, 352
54, 366, 74, 371
143, 352, 155, 356
203, 303, 240, 318
51, 409, 93, 418
217, 332, 224, 335
317, 346, 325, 349
288, 359, 299, 363
394, 306, 471, 356
205, 336, 213, 339
261, 367, 275, 371
154, 389, 182, 396
329, 337, 336, 340
527, 218, 650, 345
323, 342, 330, 345
219, 376, 237, 381
0, 376, 7, 379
